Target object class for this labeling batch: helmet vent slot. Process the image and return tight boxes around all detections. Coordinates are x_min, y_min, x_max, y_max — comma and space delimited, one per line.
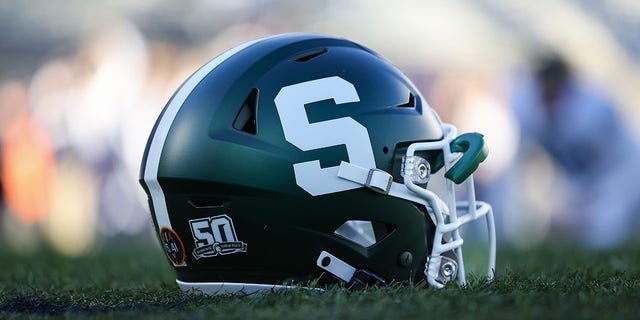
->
291, 48, 327, 62
233, 88, 259, 134
188, 198, 225, 209
334, 220, 395, 248
396, 92, 416, 108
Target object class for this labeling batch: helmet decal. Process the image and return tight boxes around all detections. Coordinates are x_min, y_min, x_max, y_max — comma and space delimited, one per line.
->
159, 227, 186, 267
274, 76, 376, 195
189, 214, 247, 259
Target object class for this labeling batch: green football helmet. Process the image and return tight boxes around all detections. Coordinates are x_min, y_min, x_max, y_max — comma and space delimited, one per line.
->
140, 33, 495, 294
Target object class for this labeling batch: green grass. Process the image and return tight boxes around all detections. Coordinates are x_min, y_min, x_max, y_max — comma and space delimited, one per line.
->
1, 240, 640, 319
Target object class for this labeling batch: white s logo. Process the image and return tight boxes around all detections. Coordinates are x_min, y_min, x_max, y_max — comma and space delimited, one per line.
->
274, 76, 376, 195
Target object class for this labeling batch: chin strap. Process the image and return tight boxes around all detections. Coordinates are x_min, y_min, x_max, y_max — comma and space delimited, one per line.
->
337, 161, 394, 194
316, 251, 386, 288
337, 161, 447, 222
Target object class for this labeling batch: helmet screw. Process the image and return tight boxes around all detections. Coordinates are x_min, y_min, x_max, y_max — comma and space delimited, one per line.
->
441, 261, 456, 280
398, 251, 413, 267
418, 163, 428, 179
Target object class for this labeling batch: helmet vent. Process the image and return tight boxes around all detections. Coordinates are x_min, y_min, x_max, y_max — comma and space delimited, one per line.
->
291, 48, 327, 62
334, 220, 395, 248
188, 198, 225, 209
233, 88, 259, 134
396, 92, 416, 108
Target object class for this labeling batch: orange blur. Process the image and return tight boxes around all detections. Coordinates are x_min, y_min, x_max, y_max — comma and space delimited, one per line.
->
1, 113, 55, 224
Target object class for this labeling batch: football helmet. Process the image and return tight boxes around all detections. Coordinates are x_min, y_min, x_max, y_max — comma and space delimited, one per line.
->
140, 33, 495, 294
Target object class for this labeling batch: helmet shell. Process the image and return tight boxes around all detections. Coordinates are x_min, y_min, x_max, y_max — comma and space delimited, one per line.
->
140, 33, 444, 285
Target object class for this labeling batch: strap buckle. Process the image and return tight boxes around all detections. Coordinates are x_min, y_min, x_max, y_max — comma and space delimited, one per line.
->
365, 168, 393, 194
317, 251, 386, 288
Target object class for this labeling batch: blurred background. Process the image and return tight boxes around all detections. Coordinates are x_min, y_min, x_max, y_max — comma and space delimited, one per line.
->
1, 0, 639, 257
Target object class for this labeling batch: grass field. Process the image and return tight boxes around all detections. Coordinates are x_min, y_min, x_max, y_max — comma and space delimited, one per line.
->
1, 239, 639, 319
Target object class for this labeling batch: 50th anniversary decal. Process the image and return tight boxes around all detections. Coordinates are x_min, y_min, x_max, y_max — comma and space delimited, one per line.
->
189, 214, 247, 259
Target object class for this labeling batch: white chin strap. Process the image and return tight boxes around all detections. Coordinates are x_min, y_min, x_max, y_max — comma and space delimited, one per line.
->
336, 124, 496, 288
337, 162, 449, 225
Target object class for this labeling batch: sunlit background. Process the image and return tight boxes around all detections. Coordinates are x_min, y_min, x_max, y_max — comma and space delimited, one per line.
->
1, 0, 640, 256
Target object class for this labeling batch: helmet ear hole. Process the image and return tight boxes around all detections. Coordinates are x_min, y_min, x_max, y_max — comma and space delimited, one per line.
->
334, 220, 395, 248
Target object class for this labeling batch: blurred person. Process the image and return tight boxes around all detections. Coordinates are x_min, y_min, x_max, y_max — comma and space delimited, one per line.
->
444, 75, 522, 247
425, 72, 521, 247
511, 52, 640, 249
35, 21, 152, 238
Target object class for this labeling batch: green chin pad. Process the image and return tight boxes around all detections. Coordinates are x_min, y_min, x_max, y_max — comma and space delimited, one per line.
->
445, 133, 488, 184
431, 132, 488, 184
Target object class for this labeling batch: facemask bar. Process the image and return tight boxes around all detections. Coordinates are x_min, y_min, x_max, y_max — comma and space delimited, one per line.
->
403, 124, 496, 288
335, 123, 495, 288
